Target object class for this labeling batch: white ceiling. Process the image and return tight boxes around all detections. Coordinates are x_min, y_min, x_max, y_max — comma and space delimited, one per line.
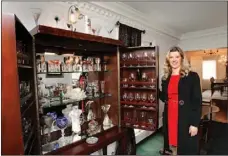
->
123, 2, 227, 34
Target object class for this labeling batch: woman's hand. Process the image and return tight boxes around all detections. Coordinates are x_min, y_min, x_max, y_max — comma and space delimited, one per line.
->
189, 125, 198, 137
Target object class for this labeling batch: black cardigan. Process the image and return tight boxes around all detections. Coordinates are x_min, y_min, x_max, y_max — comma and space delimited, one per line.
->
159, 71, 202, 154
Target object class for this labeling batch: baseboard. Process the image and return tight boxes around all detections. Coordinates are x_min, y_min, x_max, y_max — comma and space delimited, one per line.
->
136, 127, 163, 145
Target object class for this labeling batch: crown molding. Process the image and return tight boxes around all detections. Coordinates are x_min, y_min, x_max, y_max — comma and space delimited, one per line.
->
180, 25, 228, 40
57, 1, 180, 40
91, 2, 181, 40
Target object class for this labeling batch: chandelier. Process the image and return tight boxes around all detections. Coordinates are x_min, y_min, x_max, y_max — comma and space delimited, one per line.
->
218, 54, 227, 65
203, 49, 218, 55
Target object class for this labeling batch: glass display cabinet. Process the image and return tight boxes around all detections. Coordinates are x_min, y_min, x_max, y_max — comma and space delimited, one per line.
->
119, 47, 159, 131
31, 25, 122, 155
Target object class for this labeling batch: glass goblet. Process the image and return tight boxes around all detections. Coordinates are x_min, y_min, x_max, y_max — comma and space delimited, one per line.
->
139, 111, 147, 128
122, 78, 128, 88
141, 73, 148, 87
124, 111, 131, 126
141, 73, 148, 81
151, 51, 156, 60
128, 92, 134, 101
55, 117, 68, 146
122, 92, 128, 101
149, 78, 156, 88
135, 93, 141, 102
43, 115, 54, 142
128, 53, 134, 66
135, 53, 141, 66
143, 51, 149, 66
148, 93, 156, 103
133, 110, 139, 127
122, 53, 127, 67
141, 93, 147, 102
148, 118, 154, 129
129, 73, 136, 88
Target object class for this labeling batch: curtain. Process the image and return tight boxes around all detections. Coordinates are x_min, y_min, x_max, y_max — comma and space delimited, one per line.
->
119, 23, 142, 47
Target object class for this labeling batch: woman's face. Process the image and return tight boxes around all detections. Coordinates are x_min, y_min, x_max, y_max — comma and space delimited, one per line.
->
169, 51, 182, 69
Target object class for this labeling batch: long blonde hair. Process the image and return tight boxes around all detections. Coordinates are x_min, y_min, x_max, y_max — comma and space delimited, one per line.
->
162, 46, 190, 80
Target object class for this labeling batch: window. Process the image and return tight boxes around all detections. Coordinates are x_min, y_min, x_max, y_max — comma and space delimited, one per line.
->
202, 60, 216, 79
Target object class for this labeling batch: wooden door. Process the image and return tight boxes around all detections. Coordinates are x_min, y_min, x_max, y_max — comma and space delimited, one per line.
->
2, 13, 39, 155
2, 13, 24, 155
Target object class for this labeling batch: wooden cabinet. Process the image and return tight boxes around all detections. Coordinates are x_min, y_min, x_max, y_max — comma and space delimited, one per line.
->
2, 14, 159, 155
119, 47, 159, 131
2, 13, 40, 155
30, 25, 124, 154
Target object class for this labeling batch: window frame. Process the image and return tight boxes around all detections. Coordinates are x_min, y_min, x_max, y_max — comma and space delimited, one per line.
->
202, 60, 217, 80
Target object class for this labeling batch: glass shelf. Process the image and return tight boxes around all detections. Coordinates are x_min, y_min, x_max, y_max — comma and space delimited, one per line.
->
121, 86, 156, 90
121, 120, 155, 131
37, 70, 110, 74
121, 105, 156, 111
120, 60, 156, 64
41, 123, 115, 154
120, 81, 155, 85
120, 66, 156, 69
41, 93, 112, 108
18, 64, 33, 69
120, 101, 156, 107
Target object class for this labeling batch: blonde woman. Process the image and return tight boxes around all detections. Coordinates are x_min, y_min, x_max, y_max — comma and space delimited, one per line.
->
159, 46, 202, 155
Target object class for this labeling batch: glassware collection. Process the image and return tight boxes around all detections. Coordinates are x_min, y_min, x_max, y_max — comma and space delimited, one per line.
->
121, 50, 156, 67
37, 54, 113, 154
121, 70, 156, 89
120, 48, 158, 131
36, 55, 108, 74
122, 92, 156, 103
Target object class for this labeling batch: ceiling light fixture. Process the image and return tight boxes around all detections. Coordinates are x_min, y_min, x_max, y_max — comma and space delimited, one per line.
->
203, 49, 218, 55
218, 54, 227, 66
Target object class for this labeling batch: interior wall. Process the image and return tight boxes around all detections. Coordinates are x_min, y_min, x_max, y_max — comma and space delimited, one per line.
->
179, 26, 227, 51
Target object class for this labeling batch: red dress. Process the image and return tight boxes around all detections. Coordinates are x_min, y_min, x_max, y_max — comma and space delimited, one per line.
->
168, 75, 180, 146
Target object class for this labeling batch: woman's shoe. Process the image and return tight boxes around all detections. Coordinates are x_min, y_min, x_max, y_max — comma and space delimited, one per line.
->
159, 148, 172, 155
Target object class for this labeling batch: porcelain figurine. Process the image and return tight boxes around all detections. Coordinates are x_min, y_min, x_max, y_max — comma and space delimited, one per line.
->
86, 101, 95, 121
69, 106, 82, 142
101, 104, 111, 126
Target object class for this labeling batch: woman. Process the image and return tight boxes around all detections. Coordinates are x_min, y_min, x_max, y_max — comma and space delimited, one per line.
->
159, 46, 202, 155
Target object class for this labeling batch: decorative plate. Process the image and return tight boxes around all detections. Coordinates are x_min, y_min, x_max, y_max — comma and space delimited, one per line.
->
86, 137, 98, 144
